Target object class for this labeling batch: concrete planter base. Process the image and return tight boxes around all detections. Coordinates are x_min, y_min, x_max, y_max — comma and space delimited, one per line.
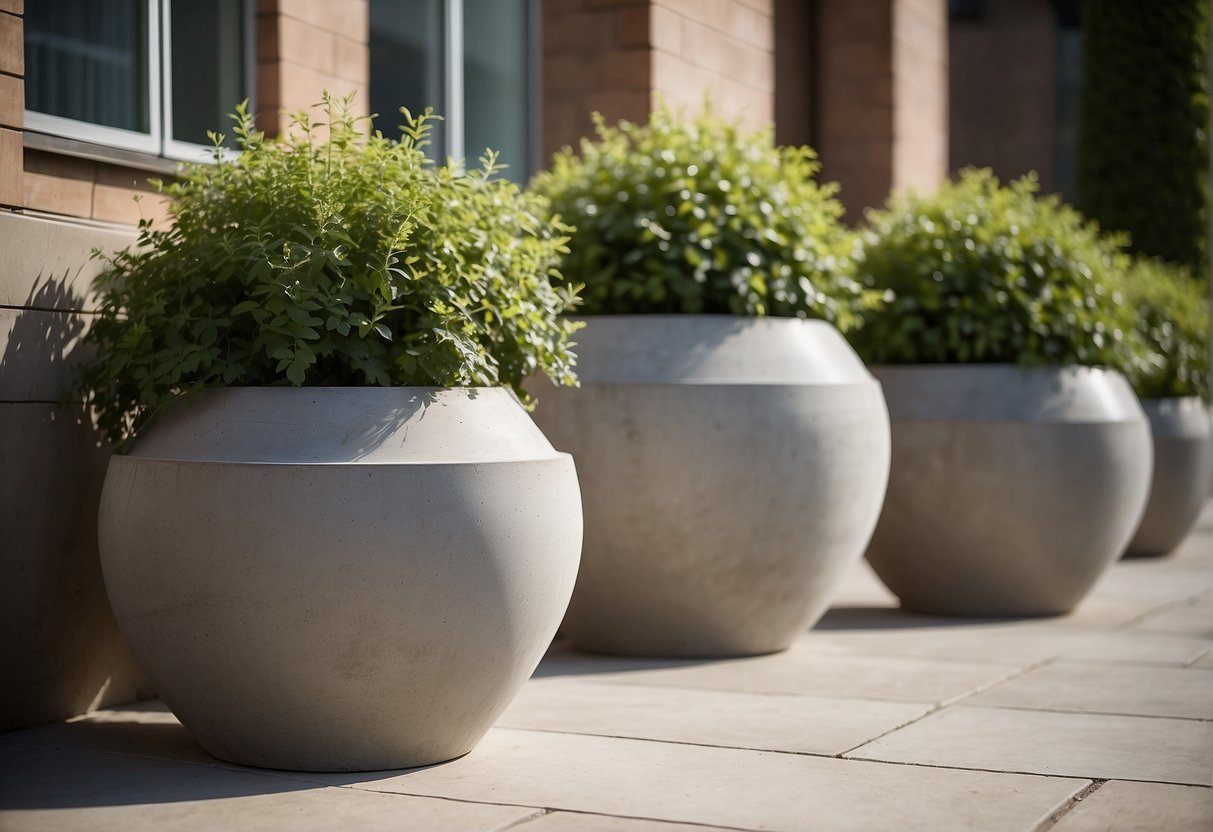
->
531, 315, 891, 657
98, 387, 582, 772
865, 365, 1152, 617
1126, 397, 1213, 557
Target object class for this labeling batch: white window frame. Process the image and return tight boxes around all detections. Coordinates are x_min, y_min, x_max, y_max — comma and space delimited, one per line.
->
23, 0, 253, 162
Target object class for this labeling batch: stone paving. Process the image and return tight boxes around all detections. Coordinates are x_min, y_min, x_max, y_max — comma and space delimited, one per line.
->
3, 506, 1211, 831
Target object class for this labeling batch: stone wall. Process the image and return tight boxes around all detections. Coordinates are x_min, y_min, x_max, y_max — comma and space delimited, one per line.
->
0, 212, 152, 733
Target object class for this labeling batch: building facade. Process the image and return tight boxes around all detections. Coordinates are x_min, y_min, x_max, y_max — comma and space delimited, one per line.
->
0, 0, 951, 731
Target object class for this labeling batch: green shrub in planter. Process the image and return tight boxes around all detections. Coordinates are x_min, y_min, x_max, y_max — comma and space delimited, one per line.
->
1115, 258, 1210, 401
847, 168, 1134, 368
530, 104, 880, 326
78, 93, 580, 444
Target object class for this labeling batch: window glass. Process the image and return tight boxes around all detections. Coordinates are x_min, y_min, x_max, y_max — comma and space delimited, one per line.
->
25, 0, 151, 134
370, 0, 447, 154
463, 0, 529, 178
169, 0, 246, 147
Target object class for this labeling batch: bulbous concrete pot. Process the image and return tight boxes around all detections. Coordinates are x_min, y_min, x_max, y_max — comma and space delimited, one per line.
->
98, 387, 582, 771
865, 365, 1152, 616
529, 315, 891, 658
1125, 397, 1213, 557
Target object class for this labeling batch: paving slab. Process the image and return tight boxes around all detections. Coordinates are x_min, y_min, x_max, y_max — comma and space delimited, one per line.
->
0, 742, 535, 832
849, 705, 1212, 785
538, 640, 1022, 705
965, 661, 1213, 719
312, 728, 1086, 832
517, 812, 743, 832
1047, 632, 1212, 667
1131, 597, 1213, 638
1050, 780, 1212, 832
497, 677, 930, 755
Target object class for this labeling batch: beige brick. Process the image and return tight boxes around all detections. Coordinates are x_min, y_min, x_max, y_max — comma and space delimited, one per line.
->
274, 16, 339, 76
91, 184, 169, 227
0, 0, 23, 15
276, 61, 364, 117
0, 12, 22, 76
274, 0, 367, 44
0, 72, 21, 129
333, 34, 368, 84
680, 18, 771, 92
650, 4, 682, 54
0, 127, 21, 207
22, 172, 93, 218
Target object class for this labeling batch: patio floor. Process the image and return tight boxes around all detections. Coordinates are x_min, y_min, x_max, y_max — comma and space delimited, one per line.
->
3, 506, 1211, 831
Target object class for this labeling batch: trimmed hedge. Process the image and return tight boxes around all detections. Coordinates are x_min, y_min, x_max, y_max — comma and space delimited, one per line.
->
1077, 0, 1209, 275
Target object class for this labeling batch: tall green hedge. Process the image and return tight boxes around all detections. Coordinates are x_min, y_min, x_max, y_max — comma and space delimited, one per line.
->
1077, 0, 1209, 275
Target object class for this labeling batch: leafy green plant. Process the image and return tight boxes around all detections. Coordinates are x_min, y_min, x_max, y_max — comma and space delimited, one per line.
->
530, 104, 880, 326
77, 93, 580, 444
1114, 258, 1209, 400
847, 168, 1135, 368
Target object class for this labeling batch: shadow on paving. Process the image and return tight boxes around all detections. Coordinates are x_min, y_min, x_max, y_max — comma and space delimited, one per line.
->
813, 605, 1028, 631
0, 702, 459, 809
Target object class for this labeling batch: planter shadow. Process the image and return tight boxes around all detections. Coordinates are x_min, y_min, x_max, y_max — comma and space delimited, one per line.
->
812, 605, 1027, 631
529, 639, 723, 678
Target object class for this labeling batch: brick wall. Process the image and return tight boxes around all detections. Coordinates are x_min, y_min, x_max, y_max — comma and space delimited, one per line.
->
949, 0, 1056, 191
542, 0, 774, 157
649, 0, 773, 128
801, 0, 947, 219
0, 0, 22, 209
255, 0, 370, 136
11, 0, 370, 228
892, 0, 947, 195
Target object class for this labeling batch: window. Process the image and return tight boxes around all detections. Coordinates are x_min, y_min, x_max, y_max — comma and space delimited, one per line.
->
24, 0, 252, 161
370, 0, 538, 181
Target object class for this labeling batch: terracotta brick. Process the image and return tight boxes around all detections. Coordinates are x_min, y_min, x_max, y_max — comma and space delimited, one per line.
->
23, 149, 94, 180
94, 163, 158, 193
600, 50, 651, 90
22, 172, 93, 218
0, 127, 21, 207
91, 184, 170, 227
0, 12, 22, 76
616, 5, 650, 48
545, 9, 616, 54
0, 72, 22, 130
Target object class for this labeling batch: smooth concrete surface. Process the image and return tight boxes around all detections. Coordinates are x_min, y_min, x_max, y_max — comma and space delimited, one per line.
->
3, 501, 1211, 830
531, 315, 891, 657
1, 211, 149, 733
1126, 397, 1213, 556
867, 365, 1153, 616
98, 388, 583, 771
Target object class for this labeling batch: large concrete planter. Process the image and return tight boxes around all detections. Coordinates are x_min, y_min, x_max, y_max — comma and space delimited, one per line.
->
530, 315, 891, 657
97, 387, 582, 771
1126, 397, 1213, 557
865, 365, 1152, 616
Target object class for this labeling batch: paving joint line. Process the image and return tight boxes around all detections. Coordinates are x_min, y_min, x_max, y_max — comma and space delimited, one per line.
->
961, 701, 1213, 723
839, 656, 1060, 758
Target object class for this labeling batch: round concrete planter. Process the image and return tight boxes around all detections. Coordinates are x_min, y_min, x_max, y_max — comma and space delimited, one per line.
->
865, 365, 1152, 616
1125, 397, 1213, 557
98, 387, 582, 771
529, 315, 891, 658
